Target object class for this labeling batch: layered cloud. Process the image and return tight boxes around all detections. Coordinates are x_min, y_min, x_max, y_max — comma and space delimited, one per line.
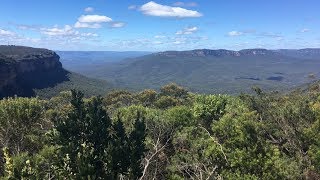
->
257, 32, 283, 38
75, 22, 102, 28
227, 30, 283, 40
228, 31, 244, 37
40, 25, 98, 39
0, 29, 15, 36
173, 2, 198, 7
139, 1, 202, 18
41, 25, 75, 36
176, 26, 198, 35
154, 35, 166, 39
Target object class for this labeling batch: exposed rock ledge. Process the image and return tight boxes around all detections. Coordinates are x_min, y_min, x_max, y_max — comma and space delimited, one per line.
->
0, 45, 68, 98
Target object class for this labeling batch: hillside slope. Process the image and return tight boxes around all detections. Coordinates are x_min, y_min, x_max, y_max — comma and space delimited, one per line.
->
91, 49, 320, 94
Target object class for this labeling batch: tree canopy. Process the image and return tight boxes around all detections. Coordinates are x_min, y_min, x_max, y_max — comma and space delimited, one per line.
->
1, 83, 320, 179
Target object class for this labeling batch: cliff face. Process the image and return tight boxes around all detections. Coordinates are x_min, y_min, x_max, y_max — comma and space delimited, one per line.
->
153, 49, 278, 58
0, 45, 68, 98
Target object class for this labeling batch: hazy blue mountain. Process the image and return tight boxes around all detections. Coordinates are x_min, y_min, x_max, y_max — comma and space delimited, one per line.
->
72, 48, 320, 94
57, 51, 151, 73
275, 48, 320, 59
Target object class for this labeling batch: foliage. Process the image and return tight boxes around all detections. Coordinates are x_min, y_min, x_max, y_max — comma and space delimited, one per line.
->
137, 89, 157, 107
1, 83, 320, 179
193, 94, 229, 130
0, 97, 48, 155
160, 83, 188, 99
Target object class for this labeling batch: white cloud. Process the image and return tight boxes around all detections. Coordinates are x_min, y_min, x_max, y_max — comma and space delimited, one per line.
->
128, 5, 137, 10
139, 1, 202, 18
75, 15, 113, 28
228, 31, 244, 36
154, 35, 166, 38
176, 26, 198, 35
15, 24, 39, 31
257, 32, 282, 38
173, 40, 185, 44
41, 25, 98, 39
41, 25, 75, 36
110, 22, 126, 28
300, 28, 310, 33
173, 2, 198, 7
0, 24, 101, 50
276, 37, 284, 41
78, 15, 112, 23
153, 41, 163, 44
0, 29, 15, 36
81, 32, 98, 37
84, 7, 94, 13
74, 22, 102, 28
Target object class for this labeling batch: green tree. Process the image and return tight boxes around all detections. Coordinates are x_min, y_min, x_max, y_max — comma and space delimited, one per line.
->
137, 89, 157, 107
160, 83, 188, 99
155, 96, 179, 109
110, 118, 130, 179
53, 90, 112, 179
193, 94, 229, 131
0, 97, 48, 155
129, 113, 147, 179
104, 90, 135, 110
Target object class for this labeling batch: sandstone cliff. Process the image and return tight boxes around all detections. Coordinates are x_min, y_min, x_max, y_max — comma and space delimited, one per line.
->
0, 45, 68, 98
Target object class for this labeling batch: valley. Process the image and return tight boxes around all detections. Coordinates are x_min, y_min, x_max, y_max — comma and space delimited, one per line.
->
58, 48, 320, 94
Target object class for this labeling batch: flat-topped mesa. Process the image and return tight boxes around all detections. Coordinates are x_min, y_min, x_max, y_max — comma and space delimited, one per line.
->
0, 45, 67, 98
153, 48, 279, 58
0, 45, 62, 73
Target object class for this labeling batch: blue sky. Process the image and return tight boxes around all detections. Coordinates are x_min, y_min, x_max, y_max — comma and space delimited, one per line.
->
0, 0, 319, 51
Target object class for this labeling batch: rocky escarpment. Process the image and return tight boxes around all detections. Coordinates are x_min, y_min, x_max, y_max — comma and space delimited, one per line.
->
0, 45, 68, 98
275, 48, 320, 60
153, 49, 279, 58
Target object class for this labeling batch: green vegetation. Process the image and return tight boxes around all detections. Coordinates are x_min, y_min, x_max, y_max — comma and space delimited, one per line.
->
34, 72, 113, 99
1, 82, 320, 179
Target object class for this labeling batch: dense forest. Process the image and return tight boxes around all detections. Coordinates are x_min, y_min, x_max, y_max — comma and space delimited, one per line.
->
0, 83, 320, 179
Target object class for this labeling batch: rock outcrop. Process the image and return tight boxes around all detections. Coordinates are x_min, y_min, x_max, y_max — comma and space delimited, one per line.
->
0, 45, 68, 98
153, 49, 278, 58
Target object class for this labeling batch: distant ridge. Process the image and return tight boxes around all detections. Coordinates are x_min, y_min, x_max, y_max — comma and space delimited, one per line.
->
275, 48, 320, 59
152, 48, 320, 58
152, 49, 279, 58
85, 47, 320, 94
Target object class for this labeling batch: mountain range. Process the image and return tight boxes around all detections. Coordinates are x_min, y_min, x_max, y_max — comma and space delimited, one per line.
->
1, 46, 320, 98
58, 48, 320, 94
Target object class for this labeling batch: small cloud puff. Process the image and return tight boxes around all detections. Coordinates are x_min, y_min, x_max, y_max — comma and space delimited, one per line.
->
128, 5, 137, 10
110, 22, 126, 28
300, 28, 310, 33
228, 31, 243, 37
84, 7, 94, 13
74, 15, 113, 29
139, 1, 202, 18
176, 26, 198, 35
